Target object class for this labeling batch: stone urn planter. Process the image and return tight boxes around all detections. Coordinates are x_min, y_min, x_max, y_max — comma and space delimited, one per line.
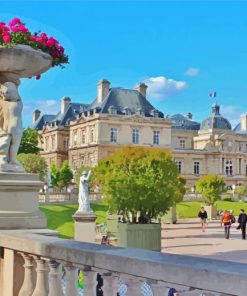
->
118, 222, 161, 251
0, 45, 52, 78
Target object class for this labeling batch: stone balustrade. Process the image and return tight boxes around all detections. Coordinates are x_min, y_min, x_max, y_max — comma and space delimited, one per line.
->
0, 230, 246, 296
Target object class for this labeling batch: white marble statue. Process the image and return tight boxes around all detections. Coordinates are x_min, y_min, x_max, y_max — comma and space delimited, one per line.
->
0, 81, 24, 172
78, 170, 92, 212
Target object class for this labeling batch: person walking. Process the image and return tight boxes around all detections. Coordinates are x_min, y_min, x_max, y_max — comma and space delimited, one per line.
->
198, 206, 208, 232
221, 210, 232, 239
237, 209, 247, 240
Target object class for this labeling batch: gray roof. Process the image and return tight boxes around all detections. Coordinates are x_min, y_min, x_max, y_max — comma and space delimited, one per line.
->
88, 88, 164, 118
32, 102, 89, 130
169, 114, 200, 131
200, 104, 232, 131
233, 123, 247, 134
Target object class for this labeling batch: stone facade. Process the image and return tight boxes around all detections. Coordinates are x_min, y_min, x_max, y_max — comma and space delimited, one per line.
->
32, 79, 247, 189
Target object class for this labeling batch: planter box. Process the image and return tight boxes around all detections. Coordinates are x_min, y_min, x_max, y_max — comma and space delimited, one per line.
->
118, 223, 161, 251
106, 214, 120, 237
204, 205, 217, 220
161, 207, 177, 224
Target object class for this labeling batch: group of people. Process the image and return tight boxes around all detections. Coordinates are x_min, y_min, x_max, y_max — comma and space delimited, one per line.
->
198, 207, 247, 239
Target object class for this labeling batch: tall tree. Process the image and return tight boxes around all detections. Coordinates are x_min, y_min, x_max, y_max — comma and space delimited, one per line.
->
93, 146, 185, 222
195, 175, 226, 205
50, 161, 73, 192
18, 128, 41, 154
17, 153, 47, 180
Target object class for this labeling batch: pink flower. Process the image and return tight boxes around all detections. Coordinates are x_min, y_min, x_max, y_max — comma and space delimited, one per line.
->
3, 34, 11, 43
36, 74, 41, 80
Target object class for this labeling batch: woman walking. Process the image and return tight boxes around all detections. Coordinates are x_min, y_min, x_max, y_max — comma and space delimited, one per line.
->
198, 206, 208, 232
221, 210, 232, 239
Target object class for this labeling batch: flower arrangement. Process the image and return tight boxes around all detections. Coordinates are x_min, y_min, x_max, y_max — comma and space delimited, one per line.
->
0, 18, 68, 69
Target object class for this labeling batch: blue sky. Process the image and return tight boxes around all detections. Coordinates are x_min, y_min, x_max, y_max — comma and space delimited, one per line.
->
2, 1, 247, 127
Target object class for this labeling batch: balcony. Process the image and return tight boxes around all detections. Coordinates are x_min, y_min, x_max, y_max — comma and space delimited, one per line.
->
0, 230, 246, 296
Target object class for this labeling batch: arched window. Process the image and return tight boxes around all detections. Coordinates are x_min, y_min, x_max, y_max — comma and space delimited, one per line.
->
225, 160, 233, 176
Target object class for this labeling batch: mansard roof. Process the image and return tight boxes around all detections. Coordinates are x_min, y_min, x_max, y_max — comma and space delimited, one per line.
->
88, 88, 164, 118
31, 102, 89, 130
169, 114, 200, 131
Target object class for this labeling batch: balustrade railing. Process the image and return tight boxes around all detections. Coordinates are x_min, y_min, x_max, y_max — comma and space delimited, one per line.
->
0, 230, 246, 296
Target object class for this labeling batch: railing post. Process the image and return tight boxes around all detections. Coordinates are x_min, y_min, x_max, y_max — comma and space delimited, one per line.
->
48, 260, 64, 296
121, 274, 142, 296
83, 267, 97, 296
101, 272, 119, 296
18, 253, 35, 296
64, 263, 78, 296
32, 257, 49, 296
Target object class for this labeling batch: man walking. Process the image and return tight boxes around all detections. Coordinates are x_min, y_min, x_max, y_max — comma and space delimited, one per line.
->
198, 206, 208, 232
238, 209, 247, 240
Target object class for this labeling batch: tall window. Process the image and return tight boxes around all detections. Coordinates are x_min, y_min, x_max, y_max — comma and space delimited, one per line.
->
194, 162, 200, 175
90, 128, 94, 143
225, 160, 233, 176
63, 137, 69, 150
45, 136, 49, 151
153, 130, 160, 145
73, 131, 77, 146
132, 129, 139, 144
175, 160, 182, 173
246, 165, 247, 176
72, 156, 77, 170
239, 158, 242, 174
51, 136, 55, 150
81, 129, 86, 144
180, 139, 185, 149
79, 155, 85, 167
110, 128, 118, 143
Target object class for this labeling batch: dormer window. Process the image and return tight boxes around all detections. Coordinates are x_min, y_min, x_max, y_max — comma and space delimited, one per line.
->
151, 109, 159, 118
108, 105, 117, 115
124, 107, 131, 115
136, 108, 145, 116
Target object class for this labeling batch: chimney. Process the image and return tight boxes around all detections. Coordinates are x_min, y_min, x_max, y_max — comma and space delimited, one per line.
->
97, 79, 110, 103
134, 82, 148, 98
187, 112, 193, 119
61, 97, 71, 114
240, 114, 247, 131
32, 109, 41, 123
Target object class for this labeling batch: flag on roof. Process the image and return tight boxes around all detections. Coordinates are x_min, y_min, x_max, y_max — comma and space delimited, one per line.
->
209, 91, 216, 97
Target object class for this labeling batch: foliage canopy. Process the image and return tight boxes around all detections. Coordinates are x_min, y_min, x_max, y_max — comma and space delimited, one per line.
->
17, 153, 47, 180
50, 161, 73, 192
195, 175, 226, 205
18, 128, 41, 154
93, 146, 185, 222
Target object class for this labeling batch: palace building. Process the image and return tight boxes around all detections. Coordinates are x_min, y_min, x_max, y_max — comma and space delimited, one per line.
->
32, 79, 247, 188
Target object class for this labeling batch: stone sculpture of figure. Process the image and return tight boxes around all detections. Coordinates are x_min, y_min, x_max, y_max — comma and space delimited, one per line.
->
0, 81, 24, 172
78, 170, 92, 212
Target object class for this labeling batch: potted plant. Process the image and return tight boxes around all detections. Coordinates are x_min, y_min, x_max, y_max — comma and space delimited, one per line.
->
93, 146, 185, 251
195, 175, 226, 219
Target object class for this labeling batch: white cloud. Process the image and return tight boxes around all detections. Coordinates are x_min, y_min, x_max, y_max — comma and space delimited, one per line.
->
220, 105, 241, 128
36, 100, 59, 114
185, 67, 199, 77
144, 76, 187, 100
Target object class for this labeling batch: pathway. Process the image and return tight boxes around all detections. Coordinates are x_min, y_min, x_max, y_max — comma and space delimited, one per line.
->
162, 219, 247, 263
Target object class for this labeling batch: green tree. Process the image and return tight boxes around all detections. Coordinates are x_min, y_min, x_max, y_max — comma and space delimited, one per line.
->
17, 153, 47, 180
195, 175, 226, 205
18, 128, 41, 154
93, 146, 184, 222
50, 161, 73, 192
235, 185, 247, 200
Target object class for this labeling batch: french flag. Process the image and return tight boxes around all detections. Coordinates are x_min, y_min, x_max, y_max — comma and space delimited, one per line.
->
209, 91, 216, 97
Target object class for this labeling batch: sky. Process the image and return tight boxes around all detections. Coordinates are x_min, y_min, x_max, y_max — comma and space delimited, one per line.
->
1, 1, 247, 127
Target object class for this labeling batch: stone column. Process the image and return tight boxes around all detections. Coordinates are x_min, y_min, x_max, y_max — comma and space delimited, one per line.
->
73, 212, 97, 242
0, 173, 46, 229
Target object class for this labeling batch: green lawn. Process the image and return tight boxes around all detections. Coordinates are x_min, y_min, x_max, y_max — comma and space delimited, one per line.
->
39, 203, 108, 239
177, 201, 247, 218
40, 201, 247, 239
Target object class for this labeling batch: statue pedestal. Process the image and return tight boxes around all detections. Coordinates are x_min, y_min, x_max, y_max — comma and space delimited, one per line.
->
0, 172, 46, 229
73, 211, 97, 243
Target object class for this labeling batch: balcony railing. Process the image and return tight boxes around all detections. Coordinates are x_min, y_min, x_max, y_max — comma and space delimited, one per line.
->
0, 230, 246, 296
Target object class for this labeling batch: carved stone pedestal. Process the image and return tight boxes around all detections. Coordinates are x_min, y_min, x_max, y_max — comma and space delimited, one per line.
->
0, 172, 46, 229
73, 211, 97, 243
